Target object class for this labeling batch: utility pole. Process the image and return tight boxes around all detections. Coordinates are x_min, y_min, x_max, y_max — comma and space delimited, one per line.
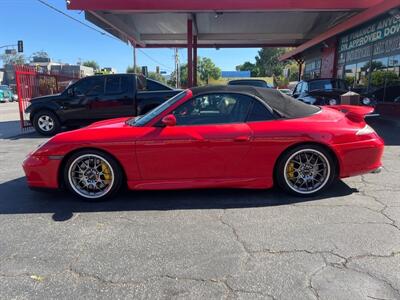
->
174, 48, 180, 88
133, 45, 137, 73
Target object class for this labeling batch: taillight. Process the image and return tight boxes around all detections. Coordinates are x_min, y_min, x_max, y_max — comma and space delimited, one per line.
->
356, 124, 376, 136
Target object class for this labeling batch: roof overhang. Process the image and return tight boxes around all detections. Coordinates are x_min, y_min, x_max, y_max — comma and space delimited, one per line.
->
280, 0, 400, 60
66, 0, 387, 48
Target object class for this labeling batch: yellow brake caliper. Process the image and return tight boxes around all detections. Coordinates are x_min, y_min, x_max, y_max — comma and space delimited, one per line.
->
101, 162, 112, 183
287, 162, 295, 180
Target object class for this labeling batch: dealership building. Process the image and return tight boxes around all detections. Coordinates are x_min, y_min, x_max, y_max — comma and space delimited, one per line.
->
282, 6, 400, 115
67, 0, 400, 115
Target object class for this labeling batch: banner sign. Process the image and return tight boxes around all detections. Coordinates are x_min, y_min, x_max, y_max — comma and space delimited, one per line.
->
339, 13, 400, 53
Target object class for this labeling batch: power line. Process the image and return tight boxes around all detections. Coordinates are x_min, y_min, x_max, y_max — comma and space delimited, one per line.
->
137, 49, 174, 72
36, 0, 119, 41
37, 0, 174, 73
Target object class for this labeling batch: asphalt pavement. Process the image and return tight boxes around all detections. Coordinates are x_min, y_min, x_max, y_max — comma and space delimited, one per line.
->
0, 103, 399, 299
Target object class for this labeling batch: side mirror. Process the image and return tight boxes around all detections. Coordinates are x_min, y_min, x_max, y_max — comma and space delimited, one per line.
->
67, 88, 74, 97
161, 114, 176, 127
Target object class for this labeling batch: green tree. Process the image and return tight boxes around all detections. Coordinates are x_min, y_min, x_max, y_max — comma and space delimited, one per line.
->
197, 57, 221, 84
287, 62, 299, 81
168, 64, 189, 88
83, 60, 100, 71
255, 48, 288, 77
32, 50, 50, 59
126, 65, 142, 73
168, 56, 220, 87
147, 71, 167, 83
236, 61, 260, 77
0, 52, 25, 65
369, 70, 399, 87
236, 48, 290, 78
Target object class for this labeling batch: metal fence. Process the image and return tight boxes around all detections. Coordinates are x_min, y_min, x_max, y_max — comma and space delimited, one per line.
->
14, 65, 79, 130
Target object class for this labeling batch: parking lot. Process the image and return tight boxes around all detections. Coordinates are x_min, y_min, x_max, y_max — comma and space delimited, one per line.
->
0, 102, 399, 299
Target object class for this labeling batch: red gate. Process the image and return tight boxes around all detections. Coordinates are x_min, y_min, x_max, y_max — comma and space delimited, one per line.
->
14, 65, 79, 130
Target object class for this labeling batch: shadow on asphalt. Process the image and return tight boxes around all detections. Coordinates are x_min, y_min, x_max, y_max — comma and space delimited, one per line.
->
0, 177, 357, 222
0, 121, 36, 140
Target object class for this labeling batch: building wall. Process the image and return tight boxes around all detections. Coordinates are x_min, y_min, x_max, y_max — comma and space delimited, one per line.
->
320, 38, 337, 78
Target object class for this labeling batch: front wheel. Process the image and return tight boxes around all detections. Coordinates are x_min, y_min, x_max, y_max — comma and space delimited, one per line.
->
33, 110, 61, 136
276, 145, 336, 197
64, 150, 123, 201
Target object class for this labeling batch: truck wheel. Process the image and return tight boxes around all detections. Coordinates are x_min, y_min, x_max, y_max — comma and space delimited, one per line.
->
33, 110, 61, 136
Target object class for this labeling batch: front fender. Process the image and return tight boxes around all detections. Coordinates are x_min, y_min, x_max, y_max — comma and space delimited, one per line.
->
25, 101, 61, 117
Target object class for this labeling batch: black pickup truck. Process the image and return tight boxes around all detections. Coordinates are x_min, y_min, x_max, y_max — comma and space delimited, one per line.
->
26, 74, 180, 135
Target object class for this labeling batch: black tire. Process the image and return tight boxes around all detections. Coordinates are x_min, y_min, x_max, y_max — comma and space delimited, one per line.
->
63, 150, 123, 201
32, 110, 61, 136
276, 144, 336, 197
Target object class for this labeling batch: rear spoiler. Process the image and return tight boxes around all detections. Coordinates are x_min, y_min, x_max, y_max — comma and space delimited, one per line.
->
328, 105, 379, 122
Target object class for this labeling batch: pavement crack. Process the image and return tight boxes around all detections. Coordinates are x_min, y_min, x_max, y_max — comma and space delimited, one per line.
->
343, 255, 400, 298
221, 278, 276, 300
215, 212, 252, 263
359, 187, 400, 233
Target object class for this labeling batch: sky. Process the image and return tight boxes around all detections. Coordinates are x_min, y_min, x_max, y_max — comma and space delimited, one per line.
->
1, 0, 260, 74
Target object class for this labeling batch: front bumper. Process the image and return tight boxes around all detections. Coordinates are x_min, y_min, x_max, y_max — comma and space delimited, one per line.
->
333, 136, 384, 178
22, 155, 62, 189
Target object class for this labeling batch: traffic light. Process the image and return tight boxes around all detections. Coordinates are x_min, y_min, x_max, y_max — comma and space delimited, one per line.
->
156, 66, 160, 74
17, 40, 23, 53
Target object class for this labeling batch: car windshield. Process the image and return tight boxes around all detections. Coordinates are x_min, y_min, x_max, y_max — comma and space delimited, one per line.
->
309, 79, 347, 91
128, 90, 188, 126
0, 87, 11, 92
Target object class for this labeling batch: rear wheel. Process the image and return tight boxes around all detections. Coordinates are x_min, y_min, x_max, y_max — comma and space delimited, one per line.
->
33, 110, 61, 136
64, 150, 123, 201
276, 145, 336, 196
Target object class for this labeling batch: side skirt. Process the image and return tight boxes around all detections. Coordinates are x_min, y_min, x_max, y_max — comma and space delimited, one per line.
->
127, 177, 273, 190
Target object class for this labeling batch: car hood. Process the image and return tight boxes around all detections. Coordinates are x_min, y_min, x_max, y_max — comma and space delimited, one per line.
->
30, 93, 61, 102
86, 117, 131, 129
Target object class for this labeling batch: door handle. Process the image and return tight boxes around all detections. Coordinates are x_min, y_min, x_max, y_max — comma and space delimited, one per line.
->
234, 136, 251, 142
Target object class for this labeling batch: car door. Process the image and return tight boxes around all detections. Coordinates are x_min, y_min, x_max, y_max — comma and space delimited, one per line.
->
135, 92, 254, 180
60, 76, 105, 122
90, 75, 134, 119
243, 100, 281, 181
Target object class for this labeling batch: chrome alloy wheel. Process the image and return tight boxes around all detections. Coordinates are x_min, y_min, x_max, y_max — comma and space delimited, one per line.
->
283, 149, 330, 195
38, 115, 55, 132
68, 154, 115, 199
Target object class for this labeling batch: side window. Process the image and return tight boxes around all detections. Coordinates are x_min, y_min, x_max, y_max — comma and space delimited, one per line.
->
105, 76, 128, 95
247, 100, 274, 122
301, 82, 308, 93
72, 77, 104, 96
172, 93, 252, 125
86, 77, 105, 96
294, 83, 302, 95
72, 78, 91, 95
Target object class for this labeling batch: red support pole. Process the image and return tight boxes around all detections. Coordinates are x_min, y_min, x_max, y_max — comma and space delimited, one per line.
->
193, 35, 198, 86
187, 19, 193, 88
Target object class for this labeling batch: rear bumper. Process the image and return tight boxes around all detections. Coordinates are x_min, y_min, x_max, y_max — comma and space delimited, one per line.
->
333, 136, 384, 178
22, 155, 61, 189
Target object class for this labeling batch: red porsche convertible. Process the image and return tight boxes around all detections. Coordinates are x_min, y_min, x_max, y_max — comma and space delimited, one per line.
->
23, 85, 384, 201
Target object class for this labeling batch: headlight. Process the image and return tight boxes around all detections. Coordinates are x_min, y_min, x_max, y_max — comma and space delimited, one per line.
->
328, 98, 337, 105
356, 124, 376, 135
362, 97, 371, 105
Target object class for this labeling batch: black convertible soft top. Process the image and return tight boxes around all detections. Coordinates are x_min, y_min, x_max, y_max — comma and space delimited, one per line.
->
190, 85, 320, 118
